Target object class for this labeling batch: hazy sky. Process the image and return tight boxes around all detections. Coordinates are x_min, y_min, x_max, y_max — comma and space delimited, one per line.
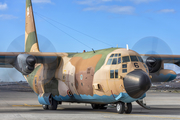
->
0, 0, 180, 81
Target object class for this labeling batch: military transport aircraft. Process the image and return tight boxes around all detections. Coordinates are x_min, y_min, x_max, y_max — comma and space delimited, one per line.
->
0, 0, 179, 114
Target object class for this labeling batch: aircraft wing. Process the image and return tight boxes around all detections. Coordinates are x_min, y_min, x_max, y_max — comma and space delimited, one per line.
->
140, 54, 180, 65
0, 52, 68, 68
140, 54, 180, 82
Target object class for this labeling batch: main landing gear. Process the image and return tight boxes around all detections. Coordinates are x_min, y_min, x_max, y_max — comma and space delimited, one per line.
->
43, 98, 61, 110
116, 102, 132, 114
91, 102, 132, 114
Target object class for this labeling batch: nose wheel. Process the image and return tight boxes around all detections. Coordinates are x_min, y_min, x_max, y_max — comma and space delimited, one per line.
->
42, 97, 60, 110
116, 102, 132, 114
125, 103, 132, 114
42, 105, 48, 110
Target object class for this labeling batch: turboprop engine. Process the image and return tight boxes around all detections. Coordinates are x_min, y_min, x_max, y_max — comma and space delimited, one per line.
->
145, 57, 162, 73
13, 54, 36, 75
142, 56, 176, 82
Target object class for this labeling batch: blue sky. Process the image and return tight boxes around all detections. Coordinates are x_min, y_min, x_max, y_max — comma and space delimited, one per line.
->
0, 0, 180, 81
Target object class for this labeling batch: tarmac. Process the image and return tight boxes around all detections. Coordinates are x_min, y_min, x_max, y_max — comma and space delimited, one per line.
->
0, 90, 179, 120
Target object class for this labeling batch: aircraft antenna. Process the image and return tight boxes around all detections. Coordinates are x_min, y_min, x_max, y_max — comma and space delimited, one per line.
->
35, 13, 93, 50
126, 44, 129, 50
34, 12, 113, 47
92, 48, 95, 53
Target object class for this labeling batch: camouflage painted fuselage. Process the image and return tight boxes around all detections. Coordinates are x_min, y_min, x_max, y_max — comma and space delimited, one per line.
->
22, 0, 174, 105
24, 48, 148, 104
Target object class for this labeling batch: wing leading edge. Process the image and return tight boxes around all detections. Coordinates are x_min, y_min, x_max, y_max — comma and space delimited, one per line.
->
141, 54, 180, 66
0, 52, 68, 68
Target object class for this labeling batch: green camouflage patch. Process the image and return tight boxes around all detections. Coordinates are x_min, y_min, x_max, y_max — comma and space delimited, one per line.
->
25, 31, 38, 52
72, 48, 118, 72
26, 0, 32, 8
26, 65, 41, 89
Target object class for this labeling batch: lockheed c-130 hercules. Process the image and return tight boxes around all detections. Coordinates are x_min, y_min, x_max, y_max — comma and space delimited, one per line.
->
1, 0, 179, 114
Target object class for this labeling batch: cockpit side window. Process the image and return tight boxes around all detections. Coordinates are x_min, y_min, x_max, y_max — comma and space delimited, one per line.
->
138, 56, 144, 62
118, 57, 121, 64
122, 56, 130, 63
107, 53, 121, 65
112, 58, 117, 65
130, 56, 138, 62
110, 54, 114, 57
110, 70, 114, 78
115, 70, 118, 78
107, 59, 112, 65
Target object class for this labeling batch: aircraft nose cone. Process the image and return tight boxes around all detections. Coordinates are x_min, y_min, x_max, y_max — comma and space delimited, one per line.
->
124, 70, 151, 99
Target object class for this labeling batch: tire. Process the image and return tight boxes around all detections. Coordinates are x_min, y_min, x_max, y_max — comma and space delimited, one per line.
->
42, 105, 49, 110
116, 102, 125, 114
49, 98, 58, 110
125, 103, 132, 114
91, 104, 99, 109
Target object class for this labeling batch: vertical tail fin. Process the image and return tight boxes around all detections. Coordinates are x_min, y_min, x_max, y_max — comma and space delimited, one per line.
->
25, 0, 40, 52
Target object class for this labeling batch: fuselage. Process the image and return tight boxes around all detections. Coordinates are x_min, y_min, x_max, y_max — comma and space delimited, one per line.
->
24, 48, 151, 104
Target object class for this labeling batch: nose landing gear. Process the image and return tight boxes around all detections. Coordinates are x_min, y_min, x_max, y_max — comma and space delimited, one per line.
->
116, 102, 132, 114
42, 97, 61, 110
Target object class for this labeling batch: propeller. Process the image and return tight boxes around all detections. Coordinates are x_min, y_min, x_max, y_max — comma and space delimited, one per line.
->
132, 36, 172, 55
132, 36, 173, 73
1, 34, 57, 89
132, 36, 180, 74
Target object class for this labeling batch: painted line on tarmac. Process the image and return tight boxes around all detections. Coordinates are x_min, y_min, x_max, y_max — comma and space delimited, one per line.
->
12, 104, 64, 109
12, 104, 42, 107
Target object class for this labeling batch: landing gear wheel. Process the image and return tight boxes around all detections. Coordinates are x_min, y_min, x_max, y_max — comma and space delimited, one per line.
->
91, 104, 99, 109
125, 103, 132, 114
116, 102, 125, 114
49, 98, 58, 110
42, 105, 49, 110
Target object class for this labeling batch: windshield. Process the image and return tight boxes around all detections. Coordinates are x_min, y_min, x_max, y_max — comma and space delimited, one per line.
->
130, 56, 138, 62
107, 53, 121, 65
122, 56, 130, 63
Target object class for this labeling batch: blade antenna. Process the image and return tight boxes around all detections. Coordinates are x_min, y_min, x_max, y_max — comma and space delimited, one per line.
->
92, 48, 95, 53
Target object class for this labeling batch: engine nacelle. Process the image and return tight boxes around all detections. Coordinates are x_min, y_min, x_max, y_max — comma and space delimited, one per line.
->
150, 69, 177, 82
142, 56, 177, 82
142, 56, 162, 73
14, 54, 36, 75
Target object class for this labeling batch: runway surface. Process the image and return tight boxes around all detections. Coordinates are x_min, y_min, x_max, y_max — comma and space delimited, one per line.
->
0, 90, 179, 120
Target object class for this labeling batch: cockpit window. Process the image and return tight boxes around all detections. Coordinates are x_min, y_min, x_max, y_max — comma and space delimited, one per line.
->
110, 54, 114, 57
138, 56, 143, 62
112, 58, 117, 65
118, 57, 121, 64
107, 59, 112, 65
110, 70, 114, 78
107, 53, 121, 65
122, 56, 130, 63
130, 56, 138, 62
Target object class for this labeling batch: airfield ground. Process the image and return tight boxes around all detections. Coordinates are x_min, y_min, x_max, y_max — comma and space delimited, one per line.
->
0, 87, 179, 120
